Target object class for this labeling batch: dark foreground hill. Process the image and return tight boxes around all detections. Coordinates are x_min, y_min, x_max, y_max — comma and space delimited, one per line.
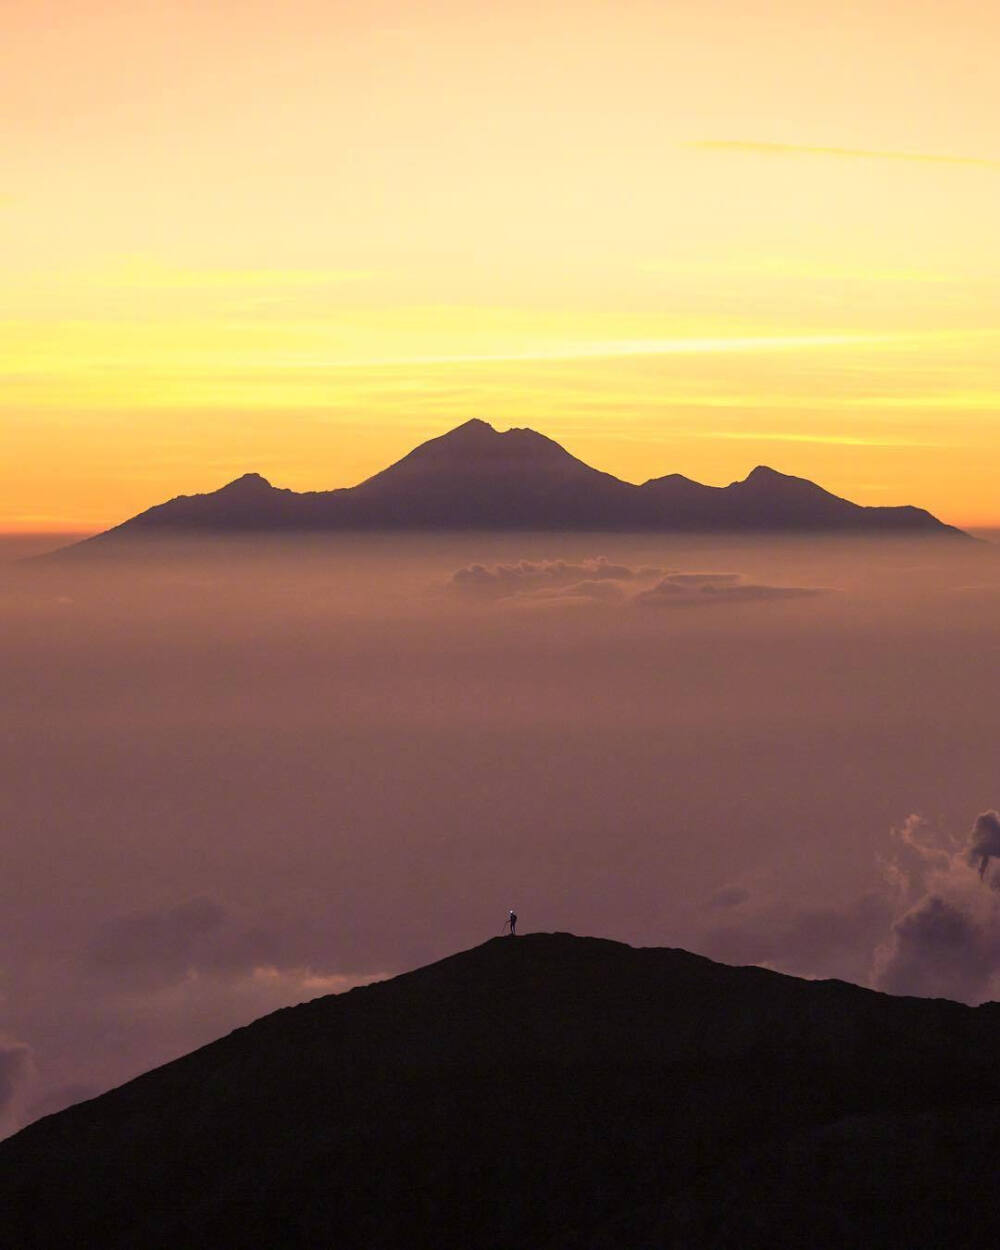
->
3, 933, 1000, 1248
61, 419, 964, 552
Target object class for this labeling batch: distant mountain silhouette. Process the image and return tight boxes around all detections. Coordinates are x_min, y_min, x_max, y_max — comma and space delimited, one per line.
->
66, 420, 964, 549
4, 933, 1000, 1248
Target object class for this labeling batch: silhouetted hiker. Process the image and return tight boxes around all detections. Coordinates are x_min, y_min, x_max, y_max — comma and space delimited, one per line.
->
508, 910, 517, 936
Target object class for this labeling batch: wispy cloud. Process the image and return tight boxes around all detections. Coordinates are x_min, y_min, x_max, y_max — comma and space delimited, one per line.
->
300, 332, 900, 370
700, 430, 949, 448
641, 256, 953, 282
637, 572, 829, 609
97, 262, 376, 289
688, 140, 1000, 170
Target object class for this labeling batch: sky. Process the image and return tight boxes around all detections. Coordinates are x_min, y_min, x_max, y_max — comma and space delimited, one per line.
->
3, 0, 1000, 530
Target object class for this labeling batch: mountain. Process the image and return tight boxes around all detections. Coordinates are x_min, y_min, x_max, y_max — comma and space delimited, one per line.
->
3, 933, 1000, 1248
67, 420, 964, 549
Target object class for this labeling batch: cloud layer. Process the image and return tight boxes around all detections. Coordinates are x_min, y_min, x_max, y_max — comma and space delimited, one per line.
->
449, 557, 659, 599
970, 811, 1000, 879
873, 812, 1000, 1002
4, 534, 999, 1138
0, 1041, 33, 1136
449, 561, 826, 608
87, 898, 371, 994
636, 572, 827, 607
701, 811, 1000, 1005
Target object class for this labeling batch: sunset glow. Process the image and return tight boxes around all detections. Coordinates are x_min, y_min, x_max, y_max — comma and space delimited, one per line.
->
4, 0, 999, 530
8, 1, 1000, 1175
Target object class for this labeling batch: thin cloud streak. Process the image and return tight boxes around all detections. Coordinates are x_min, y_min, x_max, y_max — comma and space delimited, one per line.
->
700, 431, 950, 448
302, 333, 902, 370
98, 265, 378, 290
688, 140, 1000, 170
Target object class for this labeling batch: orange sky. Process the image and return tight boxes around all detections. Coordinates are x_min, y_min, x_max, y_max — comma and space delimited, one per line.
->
3, 0, 999, 531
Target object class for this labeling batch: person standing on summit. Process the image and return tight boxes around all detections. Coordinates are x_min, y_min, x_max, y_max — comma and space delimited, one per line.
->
508, 910, 517, 936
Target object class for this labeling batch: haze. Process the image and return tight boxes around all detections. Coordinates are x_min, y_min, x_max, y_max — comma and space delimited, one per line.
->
2, 530, 1000, 1136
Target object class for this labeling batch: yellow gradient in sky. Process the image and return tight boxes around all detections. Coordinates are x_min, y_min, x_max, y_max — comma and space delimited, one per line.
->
3, 0, 999, 530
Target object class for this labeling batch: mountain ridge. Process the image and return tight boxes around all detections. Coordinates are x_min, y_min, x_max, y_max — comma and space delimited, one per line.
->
2, 932, 1000, 1248
56, 420, 966, 551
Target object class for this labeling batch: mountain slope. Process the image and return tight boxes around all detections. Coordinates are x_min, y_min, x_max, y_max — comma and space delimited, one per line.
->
2, 933, 1000, 1248
344, 419, 635, 526
69, 420, 964, 548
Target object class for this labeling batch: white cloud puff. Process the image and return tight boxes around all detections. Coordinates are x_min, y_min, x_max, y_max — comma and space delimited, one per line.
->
873, 812, 1000, 1002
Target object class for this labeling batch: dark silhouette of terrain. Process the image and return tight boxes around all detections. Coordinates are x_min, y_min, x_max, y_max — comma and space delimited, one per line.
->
3, 933, 1000, 1248
62, 420, 964, 550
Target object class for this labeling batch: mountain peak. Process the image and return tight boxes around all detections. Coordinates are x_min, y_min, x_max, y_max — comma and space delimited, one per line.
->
451, 417, 495, 435
736, 465, 808, 489
359, 419, 592, 490
732, 464, 829, 497
430, 419, 567, 456
218, 472, 273, 494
